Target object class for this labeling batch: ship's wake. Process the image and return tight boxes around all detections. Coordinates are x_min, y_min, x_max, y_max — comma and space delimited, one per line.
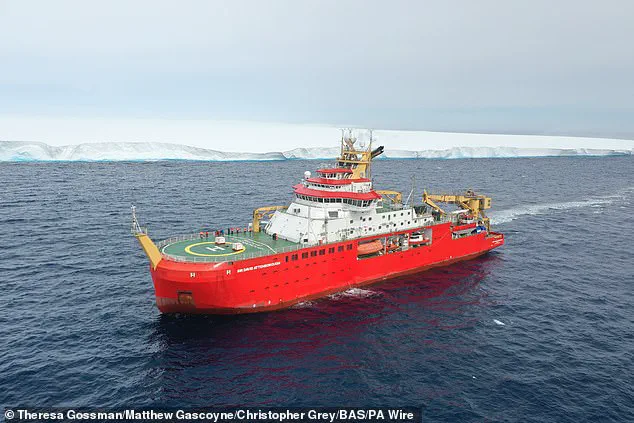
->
328, 288, 380, 300
490, 187, 633, 224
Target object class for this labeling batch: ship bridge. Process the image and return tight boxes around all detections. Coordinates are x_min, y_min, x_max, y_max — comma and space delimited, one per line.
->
264, 129, 433, 245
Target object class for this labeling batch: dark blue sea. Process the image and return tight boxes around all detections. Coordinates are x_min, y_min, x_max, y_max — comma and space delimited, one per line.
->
1, 157, 633, 422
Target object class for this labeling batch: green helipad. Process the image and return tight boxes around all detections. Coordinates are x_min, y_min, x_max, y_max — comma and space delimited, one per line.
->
160, 232, 298, 262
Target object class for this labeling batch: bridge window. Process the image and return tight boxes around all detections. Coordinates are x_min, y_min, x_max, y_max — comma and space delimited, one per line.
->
291, 254, 298, 261
302, 252, 308, 259
338, 245, 344, 252
347, 244, 353, 250
329, 247, 335, 253
319, 249, 325, 256
311, 251, 317, 257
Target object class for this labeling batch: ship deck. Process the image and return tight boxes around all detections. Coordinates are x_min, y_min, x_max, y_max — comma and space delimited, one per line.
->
159, 232, 299, 263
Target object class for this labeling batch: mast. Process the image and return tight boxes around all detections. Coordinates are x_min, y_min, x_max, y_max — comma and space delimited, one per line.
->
336, 129, 382, 179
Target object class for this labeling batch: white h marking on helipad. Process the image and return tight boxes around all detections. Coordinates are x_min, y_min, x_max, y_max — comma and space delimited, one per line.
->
205, 246, 225, 252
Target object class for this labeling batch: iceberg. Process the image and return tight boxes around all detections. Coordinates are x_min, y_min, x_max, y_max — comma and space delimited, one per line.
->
0, 140, 631, 162
0, 118, 632, 161
0, 141, 286, 162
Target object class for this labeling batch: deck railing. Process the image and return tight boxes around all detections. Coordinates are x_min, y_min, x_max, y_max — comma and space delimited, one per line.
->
157, 214, 459, 264
158, 234, 307, 263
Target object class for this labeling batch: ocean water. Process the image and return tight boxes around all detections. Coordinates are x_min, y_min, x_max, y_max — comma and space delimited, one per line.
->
1, 157, 632, 422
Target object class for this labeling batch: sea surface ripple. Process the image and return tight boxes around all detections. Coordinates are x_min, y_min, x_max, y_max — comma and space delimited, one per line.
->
1, 157, 633, 422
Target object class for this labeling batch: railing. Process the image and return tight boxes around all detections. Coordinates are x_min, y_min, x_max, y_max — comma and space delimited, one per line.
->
157, 212, 458, 264
158, 235, 308, 263
156, 233, 201, 249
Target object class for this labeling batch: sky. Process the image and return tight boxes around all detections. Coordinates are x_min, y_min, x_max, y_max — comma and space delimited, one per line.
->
1, 0, 634, 146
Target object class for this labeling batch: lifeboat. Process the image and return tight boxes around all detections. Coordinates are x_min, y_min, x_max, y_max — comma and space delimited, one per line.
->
357, 240, 383, 256
452, 222, 477, 232
459, 214, 476, 224
409, 233, 429, 246
386, 242, 399, 252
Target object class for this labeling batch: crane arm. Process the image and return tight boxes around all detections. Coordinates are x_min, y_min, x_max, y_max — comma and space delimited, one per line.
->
422, 190, 446, 215
422, 190, 491, 219
376, 190, 402, 204
252, 205, 287, 232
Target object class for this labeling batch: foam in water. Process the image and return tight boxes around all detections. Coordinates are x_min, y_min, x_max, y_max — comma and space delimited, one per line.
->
489, 188, 632, 224
329, 288, 378, 300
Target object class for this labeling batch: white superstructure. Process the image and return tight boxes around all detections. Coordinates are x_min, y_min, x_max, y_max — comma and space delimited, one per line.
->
265, 130, 435, 245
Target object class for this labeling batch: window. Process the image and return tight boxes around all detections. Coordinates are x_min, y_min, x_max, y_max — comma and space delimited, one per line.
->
329, 247, 335, 253
302, 252, 308, 259
347, 244, 353, 250
285, 256, 289, 262
311, 251, 317, 257
291, 254, 298, 261
350, 220, 353, 224
328, 211, 338, 218
338, 245, 344, 252
368, 217, 372, 221
319, 249, 325, 256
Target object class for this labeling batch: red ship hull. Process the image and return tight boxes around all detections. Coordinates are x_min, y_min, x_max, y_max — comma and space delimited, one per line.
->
148, 223, 504, 314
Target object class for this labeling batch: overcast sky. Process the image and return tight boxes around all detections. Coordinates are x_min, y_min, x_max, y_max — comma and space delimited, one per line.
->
1, 0, 634, 138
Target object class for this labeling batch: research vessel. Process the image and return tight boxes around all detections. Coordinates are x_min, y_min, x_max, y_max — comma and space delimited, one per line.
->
132, 130, 504, 314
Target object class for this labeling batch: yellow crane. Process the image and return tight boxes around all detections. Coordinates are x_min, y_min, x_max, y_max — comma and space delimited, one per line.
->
252, 206, 287, 232
422, 190, 492, 230
376, 190, 402, 204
